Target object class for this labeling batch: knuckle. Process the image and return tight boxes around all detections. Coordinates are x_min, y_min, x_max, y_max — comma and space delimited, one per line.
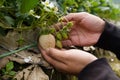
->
80, 12, 89, 16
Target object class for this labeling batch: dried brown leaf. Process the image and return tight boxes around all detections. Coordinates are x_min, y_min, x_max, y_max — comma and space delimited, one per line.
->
8, 50, 52, 68
27, 65, 49, 80
14, 65, 49, 80
14, 65, 34, 80
0, 57, 9, 69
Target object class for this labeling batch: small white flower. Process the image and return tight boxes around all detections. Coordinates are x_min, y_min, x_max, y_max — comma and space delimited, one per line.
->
29, 10, 40, 19
41, 0, 54, 8
41, 0, 49, 5
24, 56, 32, 63
41, 0, 58, 12
48, 2, 54, 8
52, 6, 58, 12
34, 15, 41, 19
29, 10, 35, 15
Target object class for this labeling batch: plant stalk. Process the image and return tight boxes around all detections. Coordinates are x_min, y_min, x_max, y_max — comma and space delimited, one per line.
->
0, 43, 37, 58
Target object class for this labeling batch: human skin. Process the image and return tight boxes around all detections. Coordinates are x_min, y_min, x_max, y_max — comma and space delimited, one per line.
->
62, 12, 105, 47
40, 47, 97, 74
39, 12, 105, 75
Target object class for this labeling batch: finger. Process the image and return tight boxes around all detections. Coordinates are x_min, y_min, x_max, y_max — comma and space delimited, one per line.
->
39, 46, 67, 64
52, 22, 67, 31
38, 44, 45, 54
41, 49, 67, 70
63, 12, 87, 22
46, 48, 67, 63
39, 46, 67, 69
38, 42, 67, 63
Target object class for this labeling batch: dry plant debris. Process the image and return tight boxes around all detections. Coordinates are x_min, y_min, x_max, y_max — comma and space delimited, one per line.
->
14, 65, 49, 80
0, 30, 52, 80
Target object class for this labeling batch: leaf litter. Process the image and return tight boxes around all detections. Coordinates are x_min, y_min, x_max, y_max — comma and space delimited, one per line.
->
0, 30, 51, 80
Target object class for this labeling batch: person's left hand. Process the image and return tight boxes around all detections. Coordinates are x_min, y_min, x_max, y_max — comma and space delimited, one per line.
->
40, 47, 97, 75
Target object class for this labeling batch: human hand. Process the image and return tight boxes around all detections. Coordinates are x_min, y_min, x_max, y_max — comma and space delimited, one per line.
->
61, 12, 105, 47
40, 47, 97, 75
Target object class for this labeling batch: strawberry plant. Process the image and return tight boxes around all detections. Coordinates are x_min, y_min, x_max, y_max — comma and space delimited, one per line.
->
1, 61, 16, 79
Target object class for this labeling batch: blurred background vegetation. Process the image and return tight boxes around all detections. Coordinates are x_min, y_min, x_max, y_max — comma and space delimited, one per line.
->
0, 0, 120, 35
114, 0, 120, 3
0, 0, 120, 80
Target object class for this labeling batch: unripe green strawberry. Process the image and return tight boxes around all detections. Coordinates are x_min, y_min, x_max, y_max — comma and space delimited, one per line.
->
39, 34, 55, 50
61, 31, 68, 39
58, 17, 64, 22
63, 26, 68, 30
56, 40, 62, 49
56, 32, 62, 40
67, 22, 73, 28
49, 28, 55, 34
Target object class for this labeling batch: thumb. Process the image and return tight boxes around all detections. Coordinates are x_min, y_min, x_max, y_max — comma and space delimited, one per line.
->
45, 48, 66, 62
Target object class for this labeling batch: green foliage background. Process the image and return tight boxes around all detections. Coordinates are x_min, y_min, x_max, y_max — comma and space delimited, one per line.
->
0, 0, 120, 36
58, 0, 120, 19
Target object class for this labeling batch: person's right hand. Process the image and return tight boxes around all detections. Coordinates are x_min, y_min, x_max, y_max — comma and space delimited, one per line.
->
61, 12, 105, 47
